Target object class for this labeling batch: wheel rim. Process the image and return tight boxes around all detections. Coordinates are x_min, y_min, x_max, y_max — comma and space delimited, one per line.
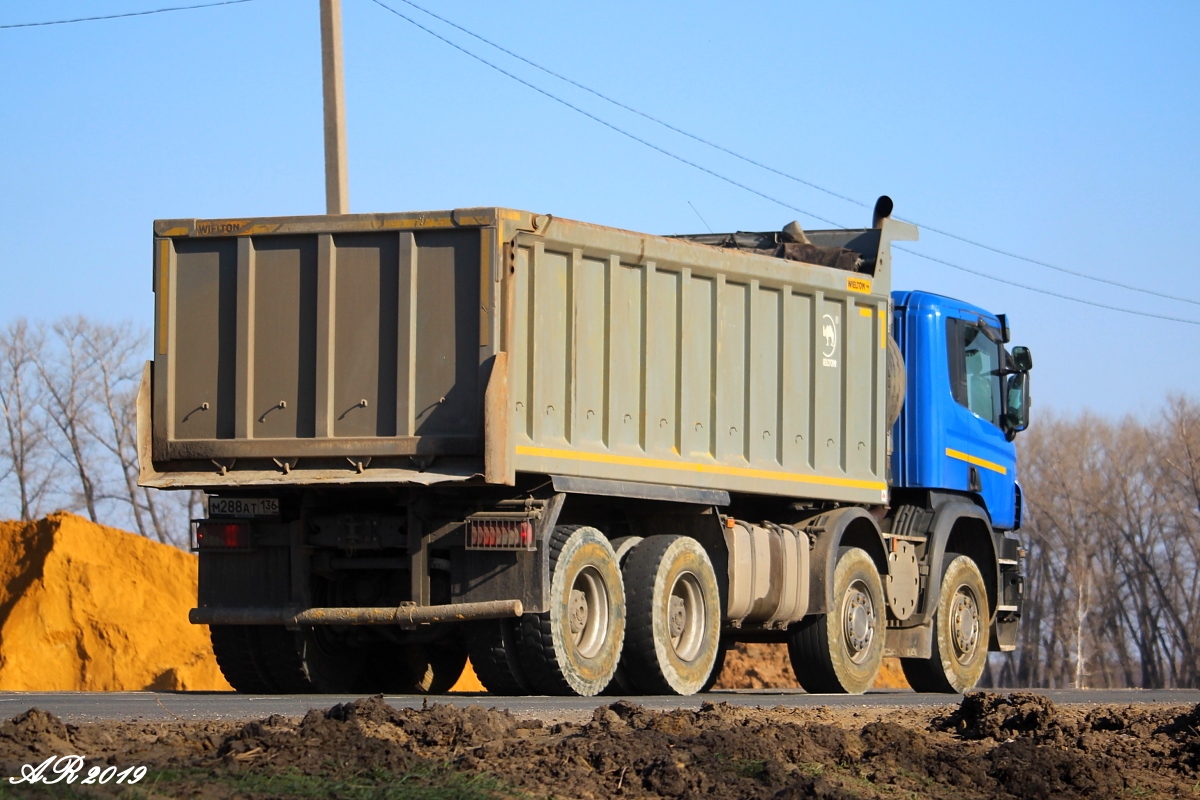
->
568, 566, 610, 659
842, 579, 876, 664
950, 585, 981, 664
666, 570, 706, 662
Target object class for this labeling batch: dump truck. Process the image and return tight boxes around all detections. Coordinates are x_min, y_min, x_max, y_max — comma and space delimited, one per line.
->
138, 196, 1031, 696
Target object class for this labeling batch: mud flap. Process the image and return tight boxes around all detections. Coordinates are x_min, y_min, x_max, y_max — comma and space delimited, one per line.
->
885, 624, 932, 660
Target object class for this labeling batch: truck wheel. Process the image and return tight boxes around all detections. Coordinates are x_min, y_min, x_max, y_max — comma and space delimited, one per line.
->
517, 525, 625, 696
699, 638, 728, 693
210, 625, 277, 693
253, 626, 365, 693
466, 618, 531, 695
601, 537, 644, 696
361, 635, 468, 694
621, 535, 721, 696
901, 555, 989, 693
787, 547, 885, 694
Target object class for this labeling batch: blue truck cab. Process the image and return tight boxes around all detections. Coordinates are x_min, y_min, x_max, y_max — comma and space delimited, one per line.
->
887, 289, 1033, 675
892, 290, 1032, 529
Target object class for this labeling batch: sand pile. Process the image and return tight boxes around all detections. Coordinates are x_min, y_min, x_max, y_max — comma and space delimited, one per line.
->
0, 512, 231, 691
713, 642, 910, 690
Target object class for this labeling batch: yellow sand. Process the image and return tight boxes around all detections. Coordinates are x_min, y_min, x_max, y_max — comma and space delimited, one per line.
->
0, 513, 232, 691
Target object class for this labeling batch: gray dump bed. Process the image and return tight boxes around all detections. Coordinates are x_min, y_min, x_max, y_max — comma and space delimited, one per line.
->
139, 208, 916, 505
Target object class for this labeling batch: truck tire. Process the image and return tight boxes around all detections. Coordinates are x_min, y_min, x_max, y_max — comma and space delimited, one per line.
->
901, 555, 989, 693
466, 618, 531, 695
210, 625, 277, 693
787, 547, 885, 694
361, 635, 468, 694
886, 335, 906, 427
601, 536, 644, 696
620, 535, 721, 696
699, 638, 728, 693
253, 626, 364, 693
517, 525, 625, 696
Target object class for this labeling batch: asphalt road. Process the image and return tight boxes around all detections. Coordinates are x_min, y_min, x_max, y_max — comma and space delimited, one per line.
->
3, 688, 1198, 724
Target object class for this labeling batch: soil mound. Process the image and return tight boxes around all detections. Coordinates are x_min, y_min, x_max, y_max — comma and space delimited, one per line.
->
0, 513, 231, 691
3, 694, 1198, 798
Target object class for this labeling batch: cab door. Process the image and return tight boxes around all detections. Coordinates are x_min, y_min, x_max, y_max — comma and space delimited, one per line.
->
942, 313, 1017, 527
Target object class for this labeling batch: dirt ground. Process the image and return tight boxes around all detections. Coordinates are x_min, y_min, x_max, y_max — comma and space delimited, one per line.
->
1, 692, 1197, 799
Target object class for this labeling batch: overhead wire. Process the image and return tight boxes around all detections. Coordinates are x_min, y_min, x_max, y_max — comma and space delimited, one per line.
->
364, 0, 844, 229
0, 0, 257, 30
897, 248, 1199, 325
9, 0, 1196, 324
368, 0, 1200, 325
386, 0, 1200, 310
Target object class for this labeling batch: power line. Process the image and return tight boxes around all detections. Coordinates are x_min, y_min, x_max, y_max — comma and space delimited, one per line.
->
367, 0, 1200, 327
0, 0, 257, 30
388, 0, 1200, 310
898, 247, 1200, 326
364, 0, 843, 229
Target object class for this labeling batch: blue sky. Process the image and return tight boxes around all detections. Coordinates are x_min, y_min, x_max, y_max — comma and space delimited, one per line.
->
2, 1, 1198, 418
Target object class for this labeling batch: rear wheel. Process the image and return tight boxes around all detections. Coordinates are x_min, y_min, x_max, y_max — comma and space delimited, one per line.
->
621, 535, 721, 696
699, 638, 728, 693
466, 618, 531, 695
787, 547, 885, 694
212, 625, 364, 694
210, 625, 276, 693
360, 634, 468, 694
517, 525, 625, 696
602, 537, 644, 696
901, 555, 989, 693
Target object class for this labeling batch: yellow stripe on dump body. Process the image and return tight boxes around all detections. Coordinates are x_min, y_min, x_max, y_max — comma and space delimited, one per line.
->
515, 445, 888, 491
945, 448, 1007, 475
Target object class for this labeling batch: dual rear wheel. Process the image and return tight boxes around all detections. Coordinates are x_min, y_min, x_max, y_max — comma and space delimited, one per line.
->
469, 527, 722, 697
211, 625, 468, 694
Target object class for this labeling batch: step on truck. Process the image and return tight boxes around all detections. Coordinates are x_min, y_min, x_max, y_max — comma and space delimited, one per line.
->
138, 196, 1032, 696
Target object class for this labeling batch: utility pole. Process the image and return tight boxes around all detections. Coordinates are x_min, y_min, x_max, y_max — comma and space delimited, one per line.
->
320, 0, 349, 215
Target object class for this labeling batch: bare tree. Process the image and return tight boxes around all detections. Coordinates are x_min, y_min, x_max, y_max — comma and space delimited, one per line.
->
76, 320, 163, 540
0, 320, 54, 521
991, 403, 1200, 689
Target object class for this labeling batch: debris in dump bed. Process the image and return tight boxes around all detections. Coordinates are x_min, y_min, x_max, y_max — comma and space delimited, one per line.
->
2, 694, 1198, 798
0, 513, 232, 691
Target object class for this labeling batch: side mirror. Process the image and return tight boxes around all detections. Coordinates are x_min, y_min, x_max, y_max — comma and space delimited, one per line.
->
1004, 372, 1030, 440
1011, 345, 1033, 373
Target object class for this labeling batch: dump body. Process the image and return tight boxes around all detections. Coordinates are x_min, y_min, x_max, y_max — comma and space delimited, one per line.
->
141, 208, 917, 505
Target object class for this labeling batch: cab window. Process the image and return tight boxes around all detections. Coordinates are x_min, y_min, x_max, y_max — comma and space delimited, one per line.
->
947, 318, 1002, 428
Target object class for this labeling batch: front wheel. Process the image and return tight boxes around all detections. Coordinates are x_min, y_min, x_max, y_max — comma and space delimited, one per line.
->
901, 555, 989, 693
787, 547, 885, 694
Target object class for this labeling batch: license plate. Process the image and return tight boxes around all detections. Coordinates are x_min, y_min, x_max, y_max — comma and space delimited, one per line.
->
208, 497, 280, 518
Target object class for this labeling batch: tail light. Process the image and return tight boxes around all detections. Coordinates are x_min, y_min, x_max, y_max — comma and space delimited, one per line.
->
467, 518, 535, 550
197, 521, 252, 550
